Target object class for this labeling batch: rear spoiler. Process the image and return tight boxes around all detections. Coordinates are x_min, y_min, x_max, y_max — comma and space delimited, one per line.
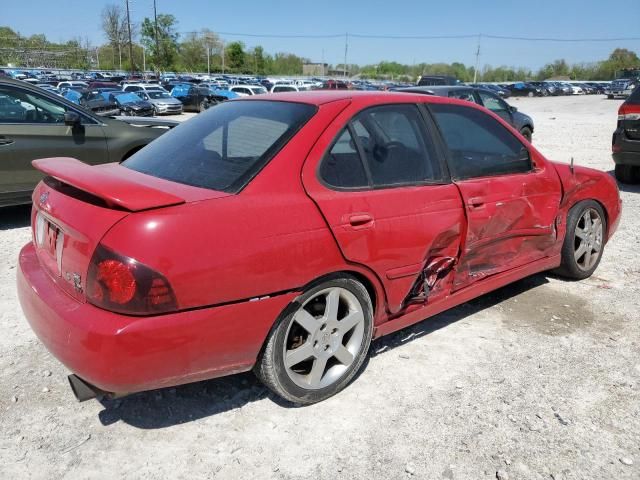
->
33, 157, 185, 212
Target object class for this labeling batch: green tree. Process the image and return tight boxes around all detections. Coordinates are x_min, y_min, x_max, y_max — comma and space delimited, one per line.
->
225, 41, 246, 72
140, 14, 179, 71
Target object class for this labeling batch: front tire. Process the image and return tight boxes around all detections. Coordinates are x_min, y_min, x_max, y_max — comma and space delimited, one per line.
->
555, 200, 606, 280
198, 100, 209, 113
255, 276, 373, 404
615, 164, 640, 184
520, 126, 533, 142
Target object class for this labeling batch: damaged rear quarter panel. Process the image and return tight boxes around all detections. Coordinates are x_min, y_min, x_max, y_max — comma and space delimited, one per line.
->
551, 162, 622, 244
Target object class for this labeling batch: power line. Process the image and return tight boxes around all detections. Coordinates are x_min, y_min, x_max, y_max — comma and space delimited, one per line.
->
177, 31, 640, 42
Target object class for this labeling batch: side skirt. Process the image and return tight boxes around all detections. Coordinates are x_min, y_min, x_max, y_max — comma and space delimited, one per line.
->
373, 254, 561, 338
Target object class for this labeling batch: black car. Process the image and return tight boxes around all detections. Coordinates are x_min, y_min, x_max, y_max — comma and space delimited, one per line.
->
109, 91, 155, 117
612, 86, 640, 184
78, 89, 120, 117
167, 84, 218, 112
507, 82, 545, 97
417, 75, 458, 86
396, 85, 535, 141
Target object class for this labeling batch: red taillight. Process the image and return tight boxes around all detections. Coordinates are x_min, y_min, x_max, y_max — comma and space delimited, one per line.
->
87, 245, 178, 315
618, 103, 640, 121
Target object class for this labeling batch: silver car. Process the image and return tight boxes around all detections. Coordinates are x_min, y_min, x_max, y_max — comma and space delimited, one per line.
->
135, 90, 183, 115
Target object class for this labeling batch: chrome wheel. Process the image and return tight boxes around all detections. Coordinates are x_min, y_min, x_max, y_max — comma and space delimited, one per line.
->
574, 208, 603, 271
283, 287, 365, 390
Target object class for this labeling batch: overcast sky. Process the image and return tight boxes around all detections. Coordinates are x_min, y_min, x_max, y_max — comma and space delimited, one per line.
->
4, 0, 640, 69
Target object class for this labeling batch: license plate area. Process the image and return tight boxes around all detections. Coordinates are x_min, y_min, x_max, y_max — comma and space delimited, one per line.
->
35, 212, 64, 276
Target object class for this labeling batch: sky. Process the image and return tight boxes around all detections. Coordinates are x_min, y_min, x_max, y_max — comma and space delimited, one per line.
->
3, 0, 640, 69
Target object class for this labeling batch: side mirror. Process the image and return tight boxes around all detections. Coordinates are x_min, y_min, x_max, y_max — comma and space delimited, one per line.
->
64, 111, 81, 126
509, 105, 518, 113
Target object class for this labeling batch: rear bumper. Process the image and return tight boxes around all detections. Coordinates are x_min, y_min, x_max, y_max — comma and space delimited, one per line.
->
612, 128, 640, 165
18, 242, 297, 394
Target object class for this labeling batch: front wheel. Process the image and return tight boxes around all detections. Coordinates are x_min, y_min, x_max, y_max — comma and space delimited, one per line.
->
255, 276, 373, 404
555, 200, 606, 280
520, 126, 533, 142
198, 100, 209, 113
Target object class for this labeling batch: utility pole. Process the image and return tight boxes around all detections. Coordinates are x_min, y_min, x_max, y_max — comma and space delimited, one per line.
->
221, 40, 225, 74
343, 33, 348, 78
125, 0, 134, 74
153, 0, 160, 72
473, 34, 481, 83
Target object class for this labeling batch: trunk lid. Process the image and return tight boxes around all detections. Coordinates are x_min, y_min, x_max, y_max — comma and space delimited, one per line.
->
31, 157, 229, 302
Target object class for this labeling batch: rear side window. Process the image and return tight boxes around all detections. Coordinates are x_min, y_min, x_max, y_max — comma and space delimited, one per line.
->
319, 128, 368, 188
430, 104, 531, 180
124, 100, 316, 192
320, 104, 443, 188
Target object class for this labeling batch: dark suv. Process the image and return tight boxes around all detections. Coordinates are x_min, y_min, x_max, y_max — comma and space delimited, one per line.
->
612, 86, 640, 184
396, 85, 535, 141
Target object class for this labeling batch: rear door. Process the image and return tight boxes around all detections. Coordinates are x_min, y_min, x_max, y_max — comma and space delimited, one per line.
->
428, 102, 561, 291
0, 84, 108, 203
302, 102, 465, 313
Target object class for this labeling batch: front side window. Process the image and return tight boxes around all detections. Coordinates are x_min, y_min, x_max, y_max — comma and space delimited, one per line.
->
430, 104, 531, 180
320, 104, 442, 188
0, 86, 66, 123
477, 90, 509, 114
124, 100, 316, 193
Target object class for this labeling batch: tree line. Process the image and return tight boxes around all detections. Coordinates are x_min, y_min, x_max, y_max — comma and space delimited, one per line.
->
0, 4, 638, 81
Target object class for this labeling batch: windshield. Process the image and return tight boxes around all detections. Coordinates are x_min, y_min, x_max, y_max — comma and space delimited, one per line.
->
114, 92, 141, 103
124, 100, 317, 192
147, 91, 172, 99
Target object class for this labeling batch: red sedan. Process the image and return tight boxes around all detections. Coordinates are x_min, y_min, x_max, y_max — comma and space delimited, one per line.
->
18, 91, 621, 404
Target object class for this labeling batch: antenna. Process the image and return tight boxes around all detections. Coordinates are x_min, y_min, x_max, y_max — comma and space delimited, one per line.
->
570, 157, 574, 173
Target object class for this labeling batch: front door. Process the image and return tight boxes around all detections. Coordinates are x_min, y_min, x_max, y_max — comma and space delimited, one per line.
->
0, 85, 108, 203
427, 102, 561, 290
303, 102, 465, 313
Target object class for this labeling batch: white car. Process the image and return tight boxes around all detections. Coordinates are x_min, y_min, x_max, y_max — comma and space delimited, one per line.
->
122, 83, 168, 93
229, 85, 268, 97
270, 84, 303, 93
569, 83, 585, 95
57, 81, 88, 89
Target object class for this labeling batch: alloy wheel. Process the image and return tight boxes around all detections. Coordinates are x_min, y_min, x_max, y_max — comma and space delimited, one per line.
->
283, 287, 365, 390
573, 208, 603, 271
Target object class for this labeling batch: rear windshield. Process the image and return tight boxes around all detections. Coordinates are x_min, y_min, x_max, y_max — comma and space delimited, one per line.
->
124, 100, 317, 192
629, 85, 640, 104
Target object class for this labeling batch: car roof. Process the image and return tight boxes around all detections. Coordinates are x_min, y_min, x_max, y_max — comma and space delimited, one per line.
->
239, 90, 476, 107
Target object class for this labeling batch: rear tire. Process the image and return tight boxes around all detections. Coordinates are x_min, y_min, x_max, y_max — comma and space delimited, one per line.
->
198, 100, 209, 113
615, 164, 640, 184
555, 200, 606, 280
255, 276, 373, 405
520, 126, 533, 142
527, 91, 534, 97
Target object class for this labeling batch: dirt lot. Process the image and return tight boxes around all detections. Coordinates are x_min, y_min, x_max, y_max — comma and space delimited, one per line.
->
1, 95, 639, 480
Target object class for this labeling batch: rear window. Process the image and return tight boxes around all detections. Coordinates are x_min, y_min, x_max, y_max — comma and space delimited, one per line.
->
123, 100, 317, 192
628, 85, 640, 103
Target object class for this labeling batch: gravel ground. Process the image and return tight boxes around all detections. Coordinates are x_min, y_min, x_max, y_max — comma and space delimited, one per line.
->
1, 95, 639, 480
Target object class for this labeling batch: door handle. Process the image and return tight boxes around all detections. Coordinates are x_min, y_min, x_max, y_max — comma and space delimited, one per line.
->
0, 138, 14, 146
467, 197, 485, 208
348, 214, 374, 228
